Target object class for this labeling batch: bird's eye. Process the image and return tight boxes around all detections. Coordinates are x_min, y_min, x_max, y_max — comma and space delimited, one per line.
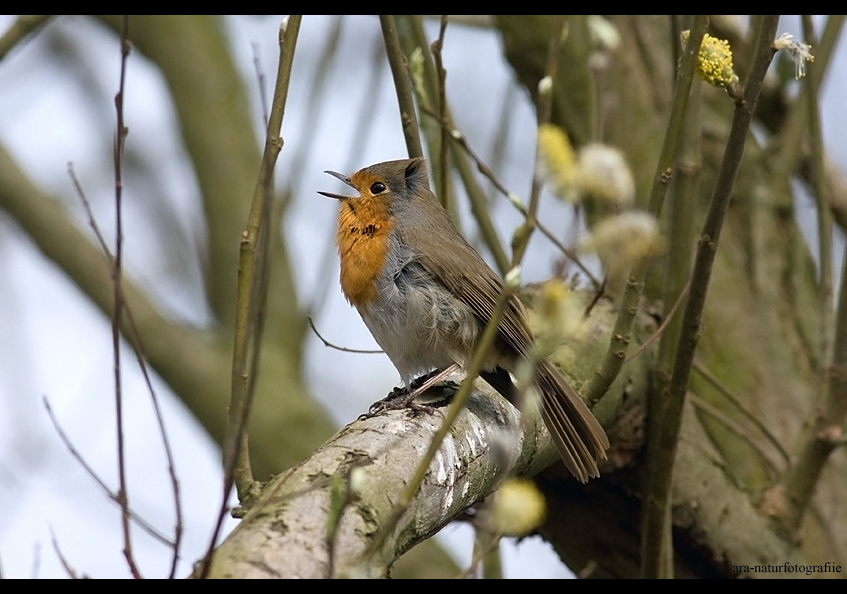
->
370, 182, 386, 194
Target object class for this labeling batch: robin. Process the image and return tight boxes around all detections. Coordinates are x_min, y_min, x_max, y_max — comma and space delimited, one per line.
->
319, 157, 609, 482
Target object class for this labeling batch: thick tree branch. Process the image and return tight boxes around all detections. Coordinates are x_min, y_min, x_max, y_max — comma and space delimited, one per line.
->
206, 375, 559, 578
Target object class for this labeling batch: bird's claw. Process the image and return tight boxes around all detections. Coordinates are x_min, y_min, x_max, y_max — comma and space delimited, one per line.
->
358, 370, 448, 420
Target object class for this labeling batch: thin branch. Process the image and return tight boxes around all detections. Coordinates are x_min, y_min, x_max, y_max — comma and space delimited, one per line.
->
43, 398, 174, 546
111, 15, 140, 579
68, 163, 184, 578
307, 316, 382, 354
199, 15, 302, 579
652, 69, 701, 406
379, 15, 423, 159
641, 16, 780, 578
487, 82, 517, 201
692, 361, 790, 464
451, 140, 511, 275
457, 529, 503, 579
67, 163, 110, 256
402, 15, 510, 275
124, 307, 184, 579
625, 280, 690, 363
802, 15, 834, 401
642, 70, 701, 578
585, 15, 708, 409
670, 16, 683, 85
430, 15, 450, 210
445, 124, 601, 288
0, 15, 50, 61
251, 42, 269, 127
510, 15, 566, 267
687, 394, 779, 476
50, 528, 80, 579
778, 18, 847, 533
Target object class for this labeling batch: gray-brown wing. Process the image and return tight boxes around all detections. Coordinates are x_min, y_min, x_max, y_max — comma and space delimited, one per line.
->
400, 214, 533, 359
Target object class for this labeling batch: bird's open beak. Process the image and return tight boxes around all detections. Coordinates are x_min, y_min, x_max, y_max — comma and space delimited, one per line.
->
318, 170, 356, 200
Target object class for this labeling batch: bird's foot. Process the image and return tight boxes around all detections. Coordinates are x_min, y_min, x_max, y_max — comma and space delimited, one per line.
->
360, 369, 453, 419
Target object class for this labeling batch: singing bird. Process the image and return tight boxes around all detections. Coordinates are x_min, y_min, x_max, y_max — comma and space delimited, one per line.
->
320, 157, 608, 482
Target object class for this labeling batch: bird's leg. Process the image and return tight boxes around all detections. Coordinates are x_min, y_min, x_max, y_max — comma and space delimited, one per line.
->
362, 363, 460, 418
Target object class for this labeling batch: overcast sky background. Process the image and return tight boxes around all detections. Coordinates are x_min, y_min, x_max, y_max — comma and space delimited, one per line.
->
0, 15, 844, 578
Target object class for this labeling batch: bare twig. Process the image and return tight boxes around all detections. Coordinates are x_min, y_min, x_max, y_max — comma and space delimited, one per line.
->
43, 398, 174, 546
124, 309, 184, 578
643, 51, 703, 577
670, 16, 683, 84
50, 528, 80, 579
430, 15, 450, 209
641, 16, 780, 578
251, 42, 269, 127
510, 15, 567, 267
801, 16, 834, 400
445, 124, 601, 289
379, 15, 424, 159
199, 16, 302, 579
307, 316, 382, 354
652, 70, 701, 397
487, 82, 517, 200
457, 530, 503, 579
691, 361, 790, 464
110, 15, 141, 579
401, 15, 509, 274
68, 163, 184, 577
777, 16, 847, 533
625, 281, 689, 363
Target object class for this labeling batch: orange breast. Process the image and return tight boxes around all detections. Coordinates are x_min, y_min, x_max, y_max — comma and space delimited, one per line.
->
335, 195, 392, 309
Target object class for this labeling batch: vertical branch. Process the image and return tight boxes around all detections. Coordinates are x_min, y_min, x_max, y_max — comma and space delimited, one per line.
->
669, 16, 683, 83
44, 397, 175, 547
70, 160, 184, 577
510, 15, 566, 267
199, 15, 302, 579
646, 63, 702, 581
654, 85, 701, 393
779, 232, 847, 529
379, 15, 424, 159
111, 15, 141, 580
777, 16, 847, 533
585, 15, 708, 408
641, 16, 780, 578
801, 15, 834, 399
400, 15, 510, 275
430, 15, 450, 209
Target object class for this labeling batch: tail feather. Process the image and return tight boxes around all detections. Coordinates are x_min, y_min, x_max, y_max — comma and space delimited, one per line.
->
537, 360, 609, 483
480, 362, 609, 483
